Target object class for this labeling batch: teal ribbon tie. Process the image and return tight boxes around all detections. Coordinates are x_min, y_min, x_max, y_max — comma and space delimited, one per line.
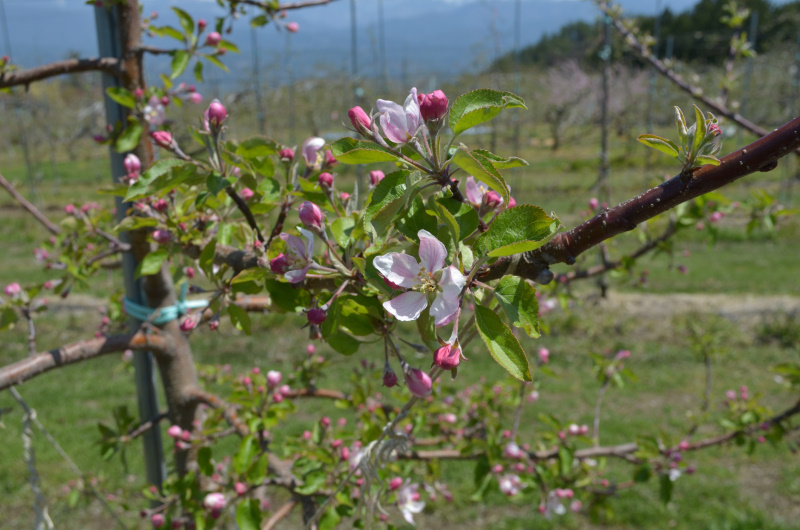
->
123, 283, 208, 325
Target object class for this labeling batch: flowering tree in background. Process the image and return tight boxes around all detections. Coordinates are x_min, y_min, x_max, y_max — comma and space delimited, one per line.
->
0, 0, 799, 528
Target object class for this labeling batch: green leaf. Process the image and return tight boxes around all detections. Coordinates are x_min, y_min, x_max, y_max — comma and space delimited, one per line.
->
219, 39, 240, 53
124, 158, 191, 201
659, 474, 673, 505
451, 147, 509, 203
474, 305, 531, 381
0, 306, 18, 331
634, 464, 653, 483
397, 196, 438, 241
170, 50, 191, 79
493, 277, 540, 338
197, 447, 214, 476
436, 197, 479, 241
471, 149, 529, 169
331, 216, 357, 248
318, 507, 342, 530
115, 118, 143, 153
136, 249, 168, 278
692, 104, 707, 155
449, 89, 526, 136
330, 137, 402, 164
475, 205, 559, 258
114, 216, 158, 232
153, 25, 185, 43
172, 7, 194, 35
235, 499, 261, 530
228, 304, 252, 335
193, 60, 204, 82
236, 137, 278, 159
234, 436, 257, 474
203, 53, 228, 72
637, 134, 680, 159
559, 446, 574, 477
675, 106, 688, 144
695, 154, 721, 166
199, 239, 216, 278
105, 87, 136, 109
363, 170, 409, 238
265, 280, 310, 313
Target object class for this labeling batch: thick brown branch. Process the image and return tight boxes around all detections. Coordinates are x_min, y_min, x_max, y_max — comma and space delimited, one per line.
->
484, 114, 800, 282
0, 331, 171, 391
0, 172, 61, 235
0, 57, 121, 89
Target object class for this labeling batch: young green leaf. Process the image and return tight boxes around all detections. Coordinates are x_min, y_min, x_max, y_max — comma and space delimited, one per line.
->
451, 147, 509, 203
172, 7, 194, 35
493, 277, 541, 338
105, 87, 136, 109
449, 89, 526, 136
330, 137, 402, 164
136, 249, 169, 278
115, 117, 143, 153
692, 104, 707, 155
474, 305, 532, 381
674, 106, 688, 144
637, 134, 680, 159
471, 149, 529, 170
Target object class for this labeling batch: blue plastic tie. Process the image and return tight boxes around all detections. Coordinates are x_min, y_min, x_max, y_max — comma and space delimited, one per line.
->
123, 283, 208, 325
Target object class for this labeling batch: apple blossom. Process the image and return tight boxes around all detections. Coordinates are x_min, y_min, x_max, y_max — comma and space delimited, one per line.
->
301, 136, 326, 168
4, 282, 21, 297
433, 331, 463, 370
151, 513, 165, 527
123, 153, 141, 180
286, 22, 299, 33
203, 492, 226, 511
197, 19, 207, 31
143, 96, 166, 126
278, 228, 314, 284
498, 473, 523, 496
376, 87, 422, 144
266, 370, 282, 387
318, 172, 334, 189
538, 348, 550, 363
417, 89, 448, 122
206, 99, 227, 127
395, 481, 425, 525
151, 130, 173, 149
240, 187, 254, 200
167, 425, 183, 439
504, 442, 525, 459
307, 308, 327, 325
383, 362, 398, 388
374, 229, 465, 326
269, 254, 289, 275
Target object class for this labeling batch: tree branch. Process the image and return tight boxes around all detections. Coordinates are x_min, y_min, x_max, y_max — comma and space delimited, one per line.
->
263, 500, 298, 530
592, 1, 788, 146
0, 331, 172, 392
483, 114, 800, 283
0, 172, 61, 235
0, 57, 121, 89
234, 0, 335, 11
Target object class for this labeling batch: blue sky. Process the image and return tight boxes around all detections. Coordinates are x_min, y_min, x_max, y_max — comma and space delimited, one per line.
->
0, 0, 792, 88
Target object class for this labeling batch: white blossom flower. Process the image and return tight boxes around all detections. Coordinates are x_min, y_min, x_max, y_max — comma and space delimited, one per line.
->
376, 87, 423, 144
374, 230, 465, 327
279, 228, 315, 284
396, 480, 425, 525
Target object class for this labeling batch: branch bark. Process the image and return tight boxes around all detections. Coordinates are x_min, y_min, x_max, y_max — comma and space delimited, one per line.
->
483, 114, 800, 282
0, 57, 121, 89
0, 172, 61, 235
0, 331, 172, 392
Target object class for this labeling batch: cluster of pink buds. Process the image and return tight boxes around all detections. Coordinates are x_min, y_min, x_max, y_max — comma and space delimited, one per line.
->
123, 153, 141, 184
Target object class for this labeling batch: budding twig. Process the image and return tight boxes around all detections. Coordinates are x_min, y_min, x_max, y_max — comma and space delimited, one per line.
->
0, 57, 121, 89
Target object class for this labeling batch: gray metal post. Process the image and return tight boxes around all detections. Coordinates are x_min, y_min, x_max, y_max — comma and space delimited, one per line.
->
512, 0, 521, 154
94, 5, 166, 490
251, 25, 266, 134
350, 0, 364, 202
738, 12, 758, 144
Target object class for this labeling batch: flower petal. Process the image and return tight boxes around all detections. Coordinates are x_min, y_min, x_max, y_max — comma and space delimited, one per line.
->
301, 136, 325, 166
465, 176, 482, 206
430, 266, 465, 327
384, 291, 427, 321
280, 233, 306, 258
417, 229, 446, 272
373, 253, 419, 288
284, 263, 310, 284
403, 87, 422, 133
377, 100, 408, 144
298, 227, 315, 258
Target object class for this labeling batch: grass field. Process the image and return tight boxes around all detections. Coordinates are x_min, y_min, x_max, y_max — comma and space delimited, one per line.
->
0, 113, 799, 529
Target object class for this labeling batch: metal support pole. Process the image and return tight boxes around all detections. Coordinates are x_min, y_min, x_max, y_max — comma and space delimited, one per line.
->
94, 4, 166, 491
512, 0, 521, 154
251, 25, 266, 134
350, 0, 364, 202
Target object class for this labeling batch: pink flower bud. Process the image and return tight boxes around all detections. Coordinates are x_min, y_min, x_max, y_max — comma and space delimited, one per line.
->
203, 492, 226, 511
579, 424, 589, 435
279, 384, 291, 397
492, 464, 504, 474
307, 308, 327, 325
151, 513, 165, 527
151, 131, 173, 149
324, 149, 338, 168
181, 429, 191, 441
589, 197, 599, 210
708, 123, 721, 136
242, 376, 252, 386
709, 211, 724, 223
320, 416, 331, 428
206, 32, 222, 46
167, 425, 183, 439
299, 201, 324, 230
433, 342, 461, 370
678, 265, 688, 275
340, 192, 351, 203
302, 430, 312, 440
568, 423, 580, 436
209, 319, 219, 331
417, 90, 448, 122
287, 22, 299, 33
383, 364, 398, 388
160, 96, 170, 106
507, 196, 517, 209
180, 317, 197, 332
369, 170, 385, 186
482, 190, 503, 210
272, 393, 283, 403
198, 19, 207, 31
152, 198, 169, 212
64, 204, 76, 215
184, 266, 195, 279
332, 439, 343, 449
188, 92, 203, 104
206, 99, 227, 126
405, 367, 432, 398
725, 390, 737, 401
538, 348, 550, 364
123, 153, 141, 177
240, 187, 255, 201
152, 230, 171, 244
696, 222, 705, 231
4, 282, 21, 297
306, 344, 316, 355
217, 47, 227, 56
389, 477, 403, 491
270, 254, 289, 275
280, 148, 295, 162
318, 172, 334, 188
340, 446, 350, 461
234, 482, 247, 496
348, 106, 371, 132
